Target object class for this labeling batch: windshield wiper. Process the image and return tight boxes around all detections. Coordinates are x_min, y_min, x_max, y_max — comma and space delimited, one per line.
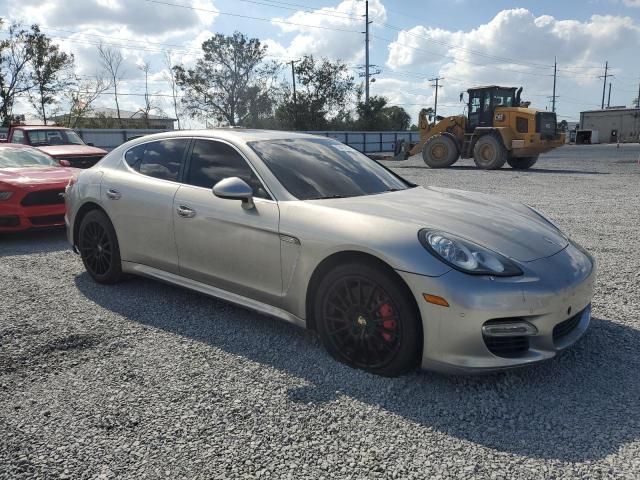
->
310, 194, 356, 200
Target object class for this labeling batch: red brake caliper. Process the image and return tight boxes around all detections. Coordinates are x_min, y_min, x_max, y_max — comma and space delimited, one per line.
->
379, 303, 396, 342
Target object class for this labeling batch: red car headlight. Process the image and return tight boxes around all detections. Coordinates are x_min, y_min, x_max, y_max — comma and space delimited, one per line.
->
0, 191, 14, 201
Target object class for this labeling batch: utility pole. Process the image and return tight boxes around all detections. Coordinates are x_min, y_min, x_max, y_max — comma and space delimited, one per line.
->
636, 80, 640, 109
289, 60, 298, 128
607, 82, 612, 108
429, 76, 443, 119
363, 0, 372, 108
551, 56, 557, 113
600, 61, 608, 109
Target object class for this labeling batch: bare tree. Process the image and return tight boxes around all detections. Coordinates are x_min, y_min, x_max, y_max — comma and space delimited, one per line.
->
0, 22, 35, 126
137, 60, 158, 128
65, 73, 111, 128
163, 51, 181, 130
97, 43, 125, 128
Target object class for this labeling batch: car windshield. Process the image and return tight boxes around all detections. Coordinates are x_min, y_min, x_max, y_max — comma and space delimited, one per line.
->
26, 129, 85, 146
248, 138, 412, 200
0, 147, 59, 168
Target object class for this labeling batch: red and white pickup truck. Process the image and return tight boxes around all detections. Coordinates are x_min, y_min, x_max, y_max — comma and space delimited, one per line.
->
2, 125, 107, 168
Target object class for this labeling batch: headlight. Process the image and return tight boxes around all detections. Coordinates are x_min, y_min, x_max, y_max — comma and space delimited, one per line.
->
418, 230, 522, 276
0, 191, 14, 201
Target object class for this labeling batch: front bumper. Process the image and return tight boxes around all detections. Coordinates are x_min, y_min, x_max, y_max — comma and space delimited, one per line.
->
0, 203, 66, 232
397, 242, 595, 373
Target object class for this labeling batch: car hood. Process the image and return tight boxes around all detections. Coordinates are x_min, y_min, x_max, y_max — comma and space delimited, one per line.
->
37, 145, 107, 157
0, 166, 79, 186
310, 186, 569, 262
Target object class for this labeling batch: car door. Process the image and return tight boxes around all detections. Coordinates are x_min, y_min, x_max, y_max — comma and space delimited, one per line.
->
102, 138, 190, 274
173, 138, 282, 305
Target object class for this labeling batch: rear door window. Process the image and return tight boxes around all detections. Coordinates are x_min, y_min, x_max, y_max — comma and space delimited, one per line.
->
124, 139, 189, 182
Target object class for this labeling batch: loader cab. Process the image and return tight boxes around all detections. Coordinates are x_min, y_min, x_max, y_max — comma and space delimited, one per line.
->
466, 86, 519, 133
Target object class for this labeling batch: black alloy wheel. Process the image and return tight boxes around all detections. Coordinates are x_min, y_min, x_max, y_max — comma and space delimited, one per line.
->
315, 262, 421, 377
79, 210, 123, 284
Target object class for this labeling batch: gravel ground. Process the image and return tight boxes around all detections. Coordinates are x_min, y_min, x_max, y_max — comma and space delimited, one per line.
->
1, 144, 639, 479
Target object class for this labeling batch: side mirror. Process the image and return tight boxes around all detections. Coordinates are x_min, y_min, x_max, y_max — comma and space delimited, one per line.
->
212, 177, 254, 210
59, 159, 71, 167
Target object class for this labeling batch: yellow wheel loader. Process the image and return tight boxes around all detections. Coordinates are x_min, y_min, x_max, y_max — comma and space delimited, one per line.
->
396, 86, 565, 169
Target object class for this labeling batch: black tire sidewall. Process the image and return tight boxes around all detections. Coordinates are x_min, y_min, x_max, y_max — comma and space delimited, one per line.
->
422, 135, 458, 168
473, 134, 507, 169
79, 210, 123, 284
314, 262, 421, 377
507, 155, 538, 169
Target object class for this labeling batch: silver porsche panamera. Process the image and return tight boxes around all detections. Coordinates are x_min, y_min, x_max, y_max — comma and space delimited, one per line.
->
65, 130, 595, 376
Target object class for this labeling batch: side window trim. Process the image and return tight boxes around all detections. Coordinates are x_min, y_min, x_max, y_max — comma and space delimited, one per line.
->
121, 137, 192, 185
182, 137, 275, 201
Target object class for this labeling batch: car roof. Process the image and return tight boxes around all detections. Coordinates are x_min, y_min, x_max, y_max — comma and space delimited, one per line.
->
0, 143, 32, 148
12, 125, 72, 131
129, 128, 332, 144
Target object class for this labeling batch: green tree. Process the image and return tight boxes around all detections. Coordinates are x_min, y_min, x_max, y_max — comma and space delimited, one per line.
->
0, 21, 35, 126
355, 94, 411, 131
174, 32, 278, 126
276, 55, 355, 130
27, 25, 74, 124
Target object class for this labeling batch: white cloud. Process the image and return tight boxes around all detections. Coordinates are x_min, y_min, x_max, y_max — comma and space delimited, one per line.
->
269, 0, 387, 62
383, 9, 640, 119
623, 0, 640, 7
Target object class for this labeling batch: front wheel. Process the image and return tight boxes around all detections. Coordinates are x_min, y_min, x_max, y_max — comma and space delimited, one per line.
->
507, 155, 538, 170
78, 209, 123, 284
314, 262, 421, 377
422, 134, 459, 168
473, 134, 507, 169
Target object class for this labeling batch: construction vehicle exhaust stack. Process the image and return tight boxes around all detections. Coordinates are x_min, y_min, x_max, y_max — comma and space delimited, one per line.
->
396, 86, 565, 169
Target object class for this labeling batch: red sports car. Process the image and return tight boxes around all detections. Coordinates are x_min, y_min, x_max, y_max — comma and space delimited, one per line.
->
0, 144, 79, 232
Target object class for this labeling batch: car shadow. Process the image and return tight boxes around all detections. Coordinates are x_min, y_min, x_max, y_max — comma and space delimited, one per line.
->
391, 165, 610, 175
0, 228, 69, 257
74, 272, 639, 463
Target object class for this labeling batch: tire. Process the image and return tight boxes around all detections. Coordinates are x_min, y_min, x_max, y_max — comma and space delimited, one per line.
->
473, 134, 507, 169
78, 209, 123, 284
507, 155, 538, 170
314, 262, 421, 377
422, 134, 459, 168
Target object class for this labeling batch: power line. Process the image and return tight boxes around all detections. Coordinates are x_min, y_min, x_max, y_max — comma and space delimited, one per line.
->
143, 0, 361, 33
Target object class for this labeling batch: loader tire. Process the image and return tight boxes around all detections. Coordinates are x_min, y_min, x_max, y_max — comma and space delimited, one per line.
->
422, 134, 459, 168
507, 155, 538, 170
473, 134, 507, 170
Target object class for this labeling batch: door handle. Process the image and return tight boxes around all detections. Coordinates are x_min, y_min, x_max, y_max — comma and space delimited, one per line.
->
177, 205, 196, 218
106, 188, 121, 200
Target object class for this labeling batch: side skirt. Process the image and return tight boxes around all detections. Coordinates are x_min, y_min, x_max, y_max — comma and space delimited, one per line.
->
122, 261, 307, 328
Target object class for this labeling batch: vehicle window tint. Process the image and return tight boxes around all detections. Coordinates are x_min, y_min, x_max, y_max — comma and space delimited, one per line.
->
248, 138, 410, 200
11, 130, 25, 144
124, 139, 189, 182
185, 139, 270, 199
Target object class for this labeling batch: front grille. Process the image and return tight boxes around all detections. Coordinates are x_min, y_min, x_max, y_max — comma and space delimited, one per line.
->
553, 310, 583, 342
21, 189, 65, 206
535, 112, 557, 139
61, 155, 103, 168
483, 335, 530, 358
0, 215, 20, 227
29, 214, 65, 226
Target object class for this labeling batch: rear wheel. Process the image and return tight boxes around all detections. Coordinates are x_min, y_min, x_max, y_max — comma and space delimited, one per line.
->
473, 134, 507, 169
79, 210, 123, 284
507, 155, 538, 170
422, 134, 459, 168
314, 262, 421, 377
